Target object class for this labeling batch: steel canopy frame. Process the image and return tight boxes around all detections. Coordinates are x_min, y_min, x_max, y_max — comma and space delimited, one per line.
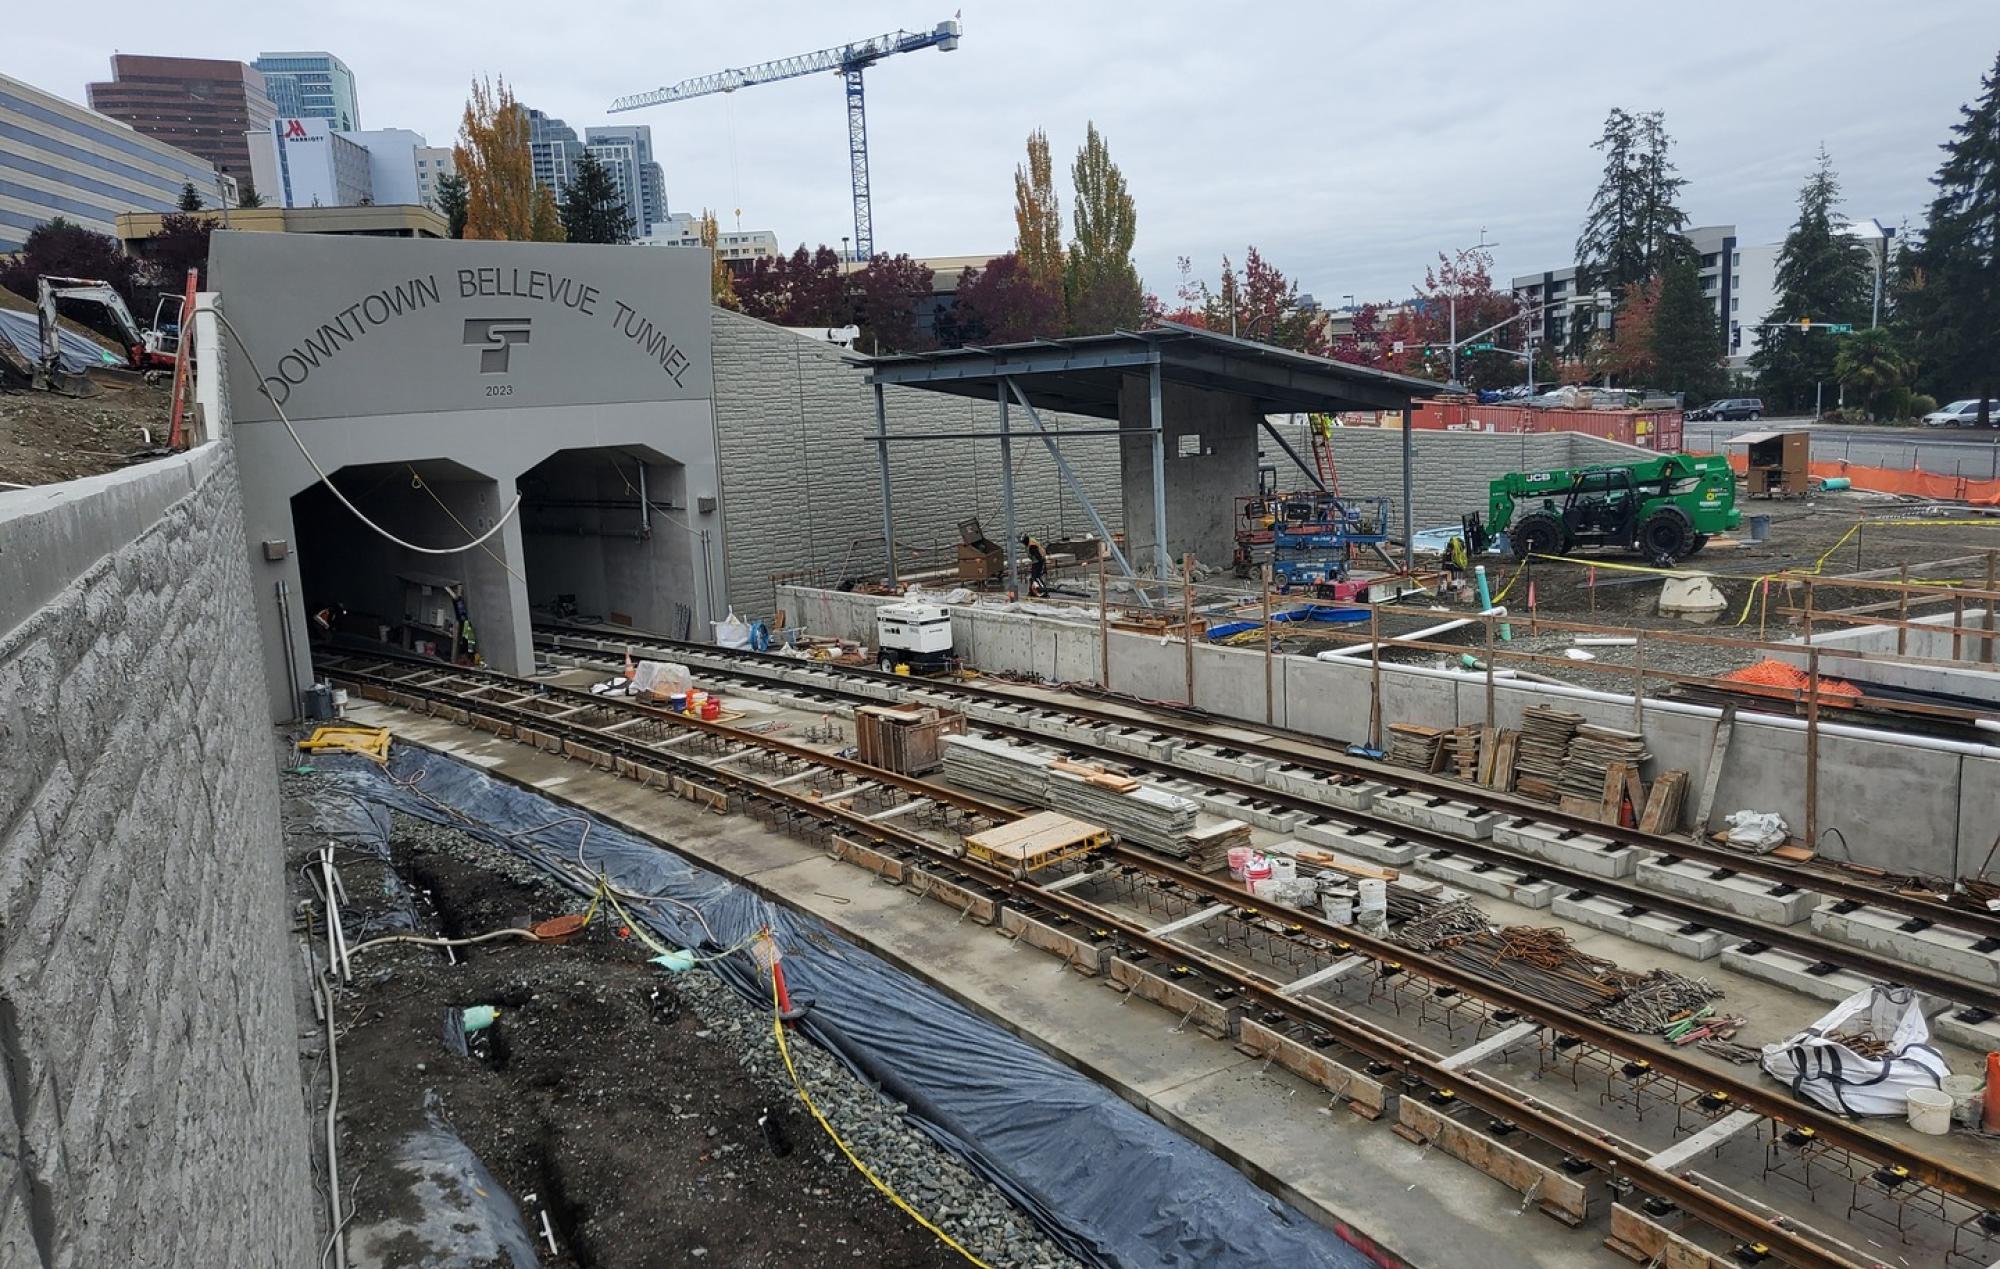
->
863, 325, 1443, 588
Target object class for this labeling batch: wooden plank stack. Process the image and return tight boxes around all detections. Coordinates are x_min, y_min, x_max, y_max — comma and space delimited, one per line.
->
1386, 723, 1445, 771
1440, 726, 1484, 782
1559, 725, 1650, 808
1639, 769, 1690, 834
1514, 705, 1584, 802
1482, 729, 1519, 792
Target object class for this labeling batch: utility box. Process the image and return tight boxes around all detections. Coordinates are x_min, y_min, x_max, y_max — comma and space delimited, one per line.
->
875, 601, 956, 673
1733, 429, 1810, 498
853, 704, 965, 775
956, 515, 1004, 582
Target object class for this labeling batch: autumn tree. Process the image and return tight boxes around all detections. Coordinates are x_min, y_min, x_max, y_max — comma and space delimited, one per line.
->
698, 209, 738, 309
0, 219, 144, 311
1171, 249, 1328, 353
148, 211, 218, 292
1902, 52, 2000, 425
1650, 257, 1724, 400
944, 253, 1065, 346
853, 253, 936, 353
1382, 247, 1525, 388
1330, 303, 1388, 369
558, 149, 631, 244
1589, 278, 1660, 383
1013, 129, 1065, 320
456, 77, 564, 242
1064, 122, 1142, 334
433, 172, 469, 238
1750, 148, 1871, 411
735, 245, 849, 327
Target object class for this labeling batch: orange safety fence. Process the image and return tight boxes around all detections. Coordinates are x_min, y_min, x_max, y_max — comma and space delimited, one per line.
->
1720, 658, 1862, 699
1714, 451, 2000, 504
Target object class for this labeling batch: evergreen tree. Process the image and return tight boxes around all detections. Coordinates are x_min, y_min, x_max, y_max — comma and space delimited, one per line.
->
433, 172, 469, 239
1650, 256, 1724, 401
1749, 148, 1871, 412
1833, 327, 1912, 418
177, 181, 203, 212
238, 188, 264, 209
1575, 107, 1692, 355
1907, 52, 2000, 425
558, 150, 632, 244
1064, 122, 1142, 335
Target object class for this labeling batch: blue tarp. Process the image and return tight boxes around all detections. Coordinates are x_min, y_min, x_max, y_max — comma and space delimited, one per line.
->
0, 308, 125, 374
311, 747, 1373, 1269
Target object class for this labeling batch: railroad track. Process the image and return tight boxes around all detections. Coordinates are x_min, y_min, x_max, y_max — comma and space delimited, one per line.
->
529, 625, 2000, 1023
532, 623, 2000, 943
322, 647, 2000, 1269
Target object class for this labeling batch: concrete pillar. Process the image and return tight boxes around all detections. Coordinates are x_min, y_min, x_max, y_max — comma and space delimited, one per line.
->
455, 476, 532, 674
1118, 376, 1260, 569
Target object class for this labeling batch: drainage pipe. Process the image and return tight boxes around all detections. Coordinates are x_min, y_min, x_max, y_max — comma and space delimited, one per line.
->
1376, 659, 2000, 760
1318, 615, 1475, 658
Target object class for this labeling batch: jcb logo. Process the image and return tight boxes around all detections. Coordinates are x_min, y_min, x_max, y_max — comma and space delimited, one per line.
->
463, 318, 531, 374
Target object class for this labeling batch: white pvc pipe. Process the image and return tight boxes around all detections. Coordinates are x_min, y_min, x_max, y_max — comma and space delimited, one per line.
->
1381, 660, 2000, 760
1574, 636, 1637, 647
1320, 615, 1476, 659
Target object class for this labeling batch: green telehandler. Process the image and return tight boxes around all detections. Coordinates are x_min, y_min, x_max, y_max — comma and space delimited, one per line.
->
1460, 454, 1740, 567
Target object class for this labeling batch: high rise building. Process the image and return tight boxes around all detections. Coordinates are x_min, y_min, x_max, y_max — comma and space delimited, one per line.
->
1510, 225, 1739, 354
584, 124, 665, 237
0, 70, 235, 253
251, 52, 360, 131
413, 146, 457, 209
526, 108, 582, 198
86, 54, 275, 197
247, 122, 444, 210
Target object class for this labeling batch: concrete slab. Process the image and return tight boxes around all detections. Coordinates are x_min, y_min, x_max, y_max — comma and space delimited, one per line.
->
1291, 820, 1417, 866
1491, 819, 1645, 879
1412, 852, 1557, 910
1810, 903, 2000, 988
1552, 893, 1726, 960
1372, 790, 1500, 841
1721, 941, 2000, 1055
1636, 857, 1822, 926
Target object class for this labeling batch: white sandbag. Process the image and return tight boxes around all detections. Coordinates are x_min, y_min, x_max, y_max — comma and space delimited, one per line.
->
712, 609, 751, 649
1759, 986, 1949, 1117
1722, 810, 1788, 852
629, 660, 691, 698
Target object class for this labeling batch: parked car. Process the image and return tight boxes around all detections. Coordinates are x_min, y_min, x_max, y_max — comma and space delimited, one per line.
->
1921, 399, 1996, 427
1685, 398, 1764, 422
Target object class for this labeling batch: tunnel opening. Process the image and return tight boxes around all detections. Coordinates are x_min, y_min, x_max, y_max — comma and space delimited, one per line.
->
517, 446, 707, 640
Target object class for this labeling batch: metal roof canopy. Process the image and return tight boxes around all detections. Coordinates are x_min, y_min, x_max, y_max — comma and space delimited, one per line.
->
859, 323, 1446, 592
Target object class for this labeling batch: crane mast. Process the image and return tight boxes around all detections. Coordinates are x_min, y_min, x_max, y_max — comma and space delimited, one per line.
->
610, 19, 962, 261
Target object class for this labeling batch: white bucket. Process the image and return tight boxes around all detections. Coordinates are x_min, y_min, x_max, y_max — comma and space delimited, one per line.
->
1270, 857, 1298, 884
1907, 1086, 1954, 1135
1251, 878, 1285, 901
330, 687, 349, 717
1227, 847, 1251, 880
1322, 887, 1356, 926
1243, 854, 1272, 894
1356, 877, 1388, 921
1942, 1075, 1987, 1129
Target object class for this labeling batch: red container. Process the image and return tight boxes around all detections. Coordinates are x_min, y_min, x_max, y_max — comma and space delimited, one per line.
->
700, 698, 722, 721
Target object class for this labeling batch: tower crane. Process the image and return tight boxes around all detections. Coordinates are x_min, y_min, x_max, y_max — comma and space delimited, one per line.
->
609, 18, 962, 262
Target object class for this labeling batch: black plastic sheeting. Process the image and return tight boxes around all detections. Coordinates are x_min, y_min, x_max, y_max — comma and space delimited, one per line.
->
309, 746, 1375, 1269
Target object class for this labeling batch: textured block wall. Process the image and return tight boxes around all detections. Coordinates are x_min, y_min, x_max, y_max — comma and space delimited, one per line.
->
712, 310, 1123, 615
1279, 426, 1656, 532
0, 443, 314, 1268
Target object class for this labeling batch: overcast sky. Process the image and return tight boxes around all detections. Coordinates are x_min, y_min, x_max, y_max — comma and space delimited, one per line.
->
22, 2, 2000, 301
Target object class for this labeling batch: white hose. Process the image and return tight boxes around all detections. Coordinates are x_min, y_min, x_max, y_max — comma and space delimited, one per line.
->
211, 308, 524, 556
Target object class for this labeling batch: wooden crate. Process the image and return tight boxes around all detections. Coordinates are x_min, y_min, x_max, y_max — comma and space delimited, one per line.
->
964, 811, 1110, 876
853, 705, 965, 775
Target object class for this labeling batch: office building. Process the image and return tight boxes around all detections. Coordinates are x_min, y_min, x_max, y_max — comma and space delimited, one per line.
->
526, 108, 582, 197
251, 52, 360, 131
583, 124, 665, 239
414, 146, 457, 209
1510, 225, 1738, 354
86, 55, 274, 197
246, 121, 440, 210
0, 70, 235, 253
642, 212, 779, 261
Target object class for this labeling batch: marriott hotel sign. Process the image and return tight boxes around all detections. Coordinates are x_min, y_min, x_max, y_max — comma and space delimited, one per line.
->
209, 233, 713, 423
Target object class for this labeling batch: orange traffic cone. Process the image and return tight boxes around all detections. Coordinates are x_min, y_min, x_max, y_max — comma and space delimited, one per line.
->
1985, 1052, 1999, 1132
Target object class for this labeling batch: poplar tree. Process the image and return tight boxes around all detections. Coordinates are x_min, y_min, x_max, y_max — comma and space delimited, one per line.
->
1750, 148, 1870, 412
1013, 129, 1065, 321
1905, 52, 2000, 425
699, 209, 738, 309
456, 77, 564, 242
1064, 122, 1142, 335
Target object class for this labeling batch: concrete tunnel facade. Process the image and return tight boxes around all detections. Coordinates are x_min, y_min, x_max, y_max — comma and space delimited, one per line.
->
210, 231, 723, 721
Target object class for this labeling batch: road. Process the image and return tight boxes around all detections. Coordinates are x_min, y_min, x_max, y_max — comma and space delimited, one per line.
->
1681, 418, 2000, 477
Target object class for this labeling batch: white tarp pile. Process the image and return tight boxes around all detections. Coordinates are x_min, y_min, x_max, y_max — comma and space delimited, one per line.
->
1759, 986, 1949, 1117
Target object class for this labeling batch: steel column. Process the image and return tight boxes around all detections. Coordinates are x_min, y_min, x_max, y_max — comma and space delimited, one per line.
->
1149, 359, 1169, 579
874, 382, 896, 583
997, 379, 1019, 595
1400, 410, 1414, 574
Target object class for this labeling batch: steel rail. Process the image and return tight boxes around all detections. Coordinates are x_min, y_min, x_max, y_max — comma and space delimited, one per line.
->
323, 652, 1872, 1269
530, 630, 2000, 1018
326, 650, 2000, 1241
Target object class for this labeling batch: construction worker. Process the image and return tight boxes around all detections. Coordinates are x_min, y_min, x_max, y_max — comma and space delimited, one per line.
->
1442, 534, 1470, 596
1020, 534, 1049, 596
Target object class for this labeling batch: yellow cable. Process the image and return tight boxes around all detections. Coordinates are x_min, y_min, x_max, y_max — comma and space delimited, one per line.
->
767, 966, 998, 1269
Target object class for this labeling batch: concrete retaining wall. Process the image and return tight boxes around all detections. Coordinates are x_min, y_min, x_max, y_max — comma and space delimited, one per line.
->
713, 310, 1122, 617
0, 442, 315, 1266
780, 585, 1995, 878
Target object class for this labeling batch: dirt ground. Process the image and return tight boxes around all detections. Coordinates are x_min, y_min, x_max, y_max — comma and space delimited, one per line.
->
289, 785, 1072, 1269
0, 378, 172, 486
